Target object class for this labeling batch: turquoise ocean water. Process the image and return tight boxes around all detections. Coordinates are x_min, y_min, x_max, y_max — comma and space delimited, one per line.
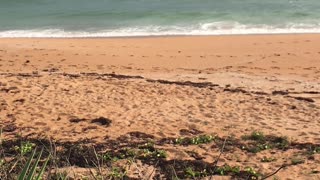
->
1, 0, 320, 37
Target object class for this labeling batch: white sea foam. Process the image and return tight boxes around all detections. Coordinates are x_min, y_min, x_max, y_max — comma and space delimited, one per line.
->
1, 22, 320, 38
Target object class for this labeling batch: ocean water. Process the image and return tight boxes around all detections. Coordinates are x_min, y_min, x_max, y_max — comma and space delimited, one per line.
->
1, 0, 320, 37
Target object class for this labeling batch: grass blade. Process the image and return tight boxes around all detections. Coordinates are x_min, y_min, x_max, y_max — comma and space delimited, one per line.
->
35, 154, 50, 180
27, 147, 43, 179
18, 147, 37, 180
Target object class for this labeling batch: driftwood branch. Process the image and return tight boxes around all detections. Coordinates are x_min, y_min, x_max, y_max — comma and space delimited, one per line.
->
210, 137, 228, 180
261, 165, 287, 180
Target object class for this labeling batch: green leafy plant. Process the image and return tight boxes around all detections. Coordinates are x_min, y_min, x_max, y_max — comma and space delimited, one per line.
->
15, 141, 35, 156
154, 149, 167, 158
101, 144, 167, 163
244, 144, 271, 153
101, 152, 120, 162
244, 166, 260, 179
175, 134, 215, 145
138, 148, 167, 159
241, 132, 290, 153
124, 148, 137, 157
137, 142, 167, 159
271, 136, 290, 150
191, 135, 215, 145
185, 167, 207, 178
215, 165, 240, 175
138, 141, 155, 149
242, 131, 265, 142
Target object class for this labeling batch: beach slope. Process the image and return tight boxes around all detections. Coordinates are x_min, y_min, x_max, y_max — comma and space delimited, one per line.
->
1, 35, 320, 179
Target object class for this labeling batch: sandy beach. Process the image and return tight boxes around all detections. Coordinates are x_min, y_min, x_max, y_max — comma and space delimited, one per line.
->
1, 34, 320, 179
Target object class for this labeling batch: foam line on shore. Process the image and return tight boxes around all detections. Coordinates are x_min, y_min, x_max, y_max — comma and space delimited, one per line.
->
1, 23, 320, 37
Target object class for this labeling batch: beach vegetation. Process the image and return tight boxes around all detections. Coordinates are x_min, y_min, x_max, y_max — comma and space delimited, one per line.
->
270, 136, 290, 150
182, 164, 260, 179
185, 167, 208, 178
101, 143, 167, 162
242, 143, 271, 153
175, 134, 215, 145
0, 130, 318, 179
101, 152, 120, 162
242, 131, 265, 142
215, 164, 240, 175
261, 156, 276, 162
108, 167, 127, 179
244, 166, 260, 179
138, 147, 167, 159
18, 148, 50, 180
241, 131, 290, 153
15, 141, 35, 156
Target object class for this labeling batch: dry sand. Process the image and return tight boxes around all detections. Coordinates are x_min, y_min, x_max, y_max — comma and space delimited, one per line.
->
0, 34, 320, 179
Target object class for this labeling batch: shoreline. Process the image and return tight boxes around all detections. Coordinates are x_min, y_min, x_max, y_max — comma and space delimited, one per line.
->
1, 32, 320, 39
